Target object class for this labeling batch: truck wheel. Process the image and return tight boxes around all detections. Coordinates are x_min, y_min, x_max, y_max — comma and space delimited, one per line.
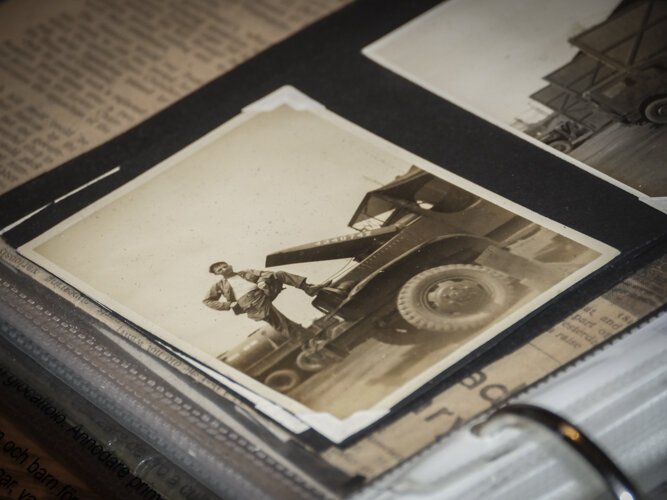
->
397, 264, 514, 333
296, 352, 327, 372
296, 350, 328, 372
546, 139, 573, 153
264, 369, 300, 393
643, 96, 667, 124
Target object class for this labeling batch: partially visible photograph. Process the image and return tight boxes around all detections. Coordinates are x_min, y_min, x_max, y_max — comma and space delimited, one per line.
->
18, 87, 617, 441
364, 0, 667, 206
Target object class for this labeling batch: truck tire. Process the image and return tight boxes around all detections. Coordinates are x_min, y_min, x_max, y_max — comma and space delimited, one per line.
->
397, 264, 514, 333
264, 369, 300, 393
643, 96, 667, 124
296, 350, 329, 372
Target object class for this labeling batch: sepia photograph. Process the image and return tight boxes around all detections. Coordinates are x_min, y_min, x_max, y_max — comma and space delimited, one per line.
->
364, 0, 667, 209
18, 87, 617, 441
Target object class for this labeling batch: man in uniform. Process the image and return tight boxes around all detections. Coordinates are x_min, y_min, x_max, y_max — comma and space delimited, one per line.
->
203, 261, 329, 341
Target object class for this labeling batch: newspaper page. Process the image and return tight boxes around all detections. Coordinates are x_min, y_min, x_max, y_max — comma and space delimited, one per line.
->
0, 0, 349, 194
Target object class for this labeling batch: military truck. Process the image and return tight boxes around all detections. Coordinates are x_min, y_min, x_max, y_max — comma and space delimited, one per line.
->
528, 0, 667, 151
219, 167, 596, 393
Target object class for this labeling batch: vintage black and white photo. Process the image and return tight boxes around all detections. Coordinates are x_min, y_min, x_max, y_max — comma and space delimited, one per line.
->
364, 0, 667, 210
18, 87, 617, 441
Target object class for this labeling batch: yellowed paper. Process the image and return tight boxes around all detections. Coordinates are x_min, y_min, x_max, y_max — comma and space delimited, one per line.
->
0, 0, 348, 194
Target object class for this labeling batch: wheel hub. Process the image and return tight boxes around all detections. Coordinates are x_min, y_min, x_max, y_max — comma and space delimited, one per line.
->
425, 278, 489, 314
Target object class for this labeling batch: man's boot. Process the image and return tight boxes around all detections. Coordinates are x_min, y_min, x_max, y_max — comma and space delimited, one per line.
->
302, 280, 333, 296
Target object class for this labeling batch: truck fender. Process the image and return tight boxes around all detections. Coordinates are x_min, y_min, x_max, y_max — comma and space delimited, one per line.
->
343, 234, 497, 303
